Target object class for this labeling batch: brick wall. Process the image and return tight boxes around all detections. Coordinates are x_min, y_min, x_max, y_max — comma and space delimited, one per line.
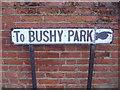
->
1, 2, 119, 88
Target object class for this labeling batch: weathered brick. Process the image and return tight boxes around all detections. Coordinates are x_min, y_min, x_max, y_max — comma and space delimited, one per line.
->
77, 16, 98, 22
46, 73, 64, 78
66, 73, 88, 78
39, 66, 59, 71
21, 15, 42, 22
65, 15, 76, 22
38, 8, 59, 14
94, 59, 118, 64
36, 60, 65, 65
3, 59, 23, 65
60, 52, 81, 58
44, 15, 65, 22
2, 23, 15, 30
59, 79, 78, 84
46, 85, 64, 88
36, 52, 59, 58
92, 78, 118, 84
16, 8, 36, 14
2, 8, 15, 15
2, 15, 20, 22
66, 60, 76, 65
38, 79, 58, 84
94, 66, 118, 71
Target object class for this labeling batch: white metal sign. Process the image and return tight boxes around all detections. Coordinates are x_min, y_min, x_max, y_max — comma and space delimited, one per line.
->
11, 28, 114, 45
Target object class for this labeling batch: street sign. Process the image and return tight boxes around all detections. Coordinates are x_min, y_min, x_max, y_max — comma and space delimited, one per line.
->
11, 28, 114, 45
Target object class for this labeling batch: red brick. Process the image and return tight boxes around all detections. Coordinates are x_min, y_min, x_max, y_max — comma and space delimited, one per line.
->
9, 79, 19, 84
5, 72, 26, 78
66, 85, 86, 88
18, 66, 31, 71
21, 15, 42, 22
36, 73, 45, 78
35, 52, 59, 58
80, 79, 87, 84
66, 60, 76, 65
81, 52, 90, 58
36, 60, 65, 65
98, 16, 118, 22
44, 2, 65, 7
65, 15, 76, 22
34, 45, 45, 51
94, 59, 118, 64
2, 8, 15, 14
60, 79, 78, 84
95, 52, 110, 59
2, 15, 20, 22
2, 2, 14, 7
59, 66, 76, 71
38, 8, 59, 14
19, 79, 32, 84
60, 8, 77, 14
2, 23, 15, 30
23, 59, 30, 65
95, 23, 119, 29
93, 84, 118, 88
37, 85, 45, 88
77, 16, 98, 22
44, 45, 65, 51
16, 8, 36, 14
4, 72, 19, 78
93, 72, 118, 77
65, 45, 76, 51
94, 66, 118, 71
96, 45, 118, 51
38, 79, 58, 84
66, 73, 88, 78
2, 45, 22, 51
2, 31, 10, 37
46, 85, 64, 88
14, 85, 26, 88
9, 66, 18, 71
79, 66, 88, 71
3, 59, 23, 65
46, 73, 64, 78
113, 38, 119, 44
114, 30, 119, 37
77, 59, 89, 64
93, 8, 118, 15
44, 16, 65, 22
15, 23, 40, 28
76, 45, 90, 51
39, 66, 59, 71
110, 52, 119, 58
17, 52, 29, 58
109, 16, 119, 22
2, 66, 9, 71
92, 78, 118, 84
82, 8, 92, 15
60, 52, 81, 58
77, 2, 94, 7
2, 52, 17, 58
2, 79, 9, 83
2, 38, 10, 44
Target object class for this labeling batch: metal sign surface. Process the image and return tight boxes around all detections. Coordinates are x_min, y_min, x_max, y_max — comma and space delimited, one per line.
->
11, 28, 114, 45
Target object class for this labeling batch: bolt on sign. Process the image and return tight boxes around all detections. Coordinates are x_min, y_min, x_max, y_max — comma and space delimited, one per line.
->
11, 28, 114, 45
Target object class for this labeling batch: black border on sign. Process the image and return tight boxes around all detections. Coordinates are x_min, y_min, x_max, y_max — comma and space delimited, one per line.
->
10, 27, 114, 45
